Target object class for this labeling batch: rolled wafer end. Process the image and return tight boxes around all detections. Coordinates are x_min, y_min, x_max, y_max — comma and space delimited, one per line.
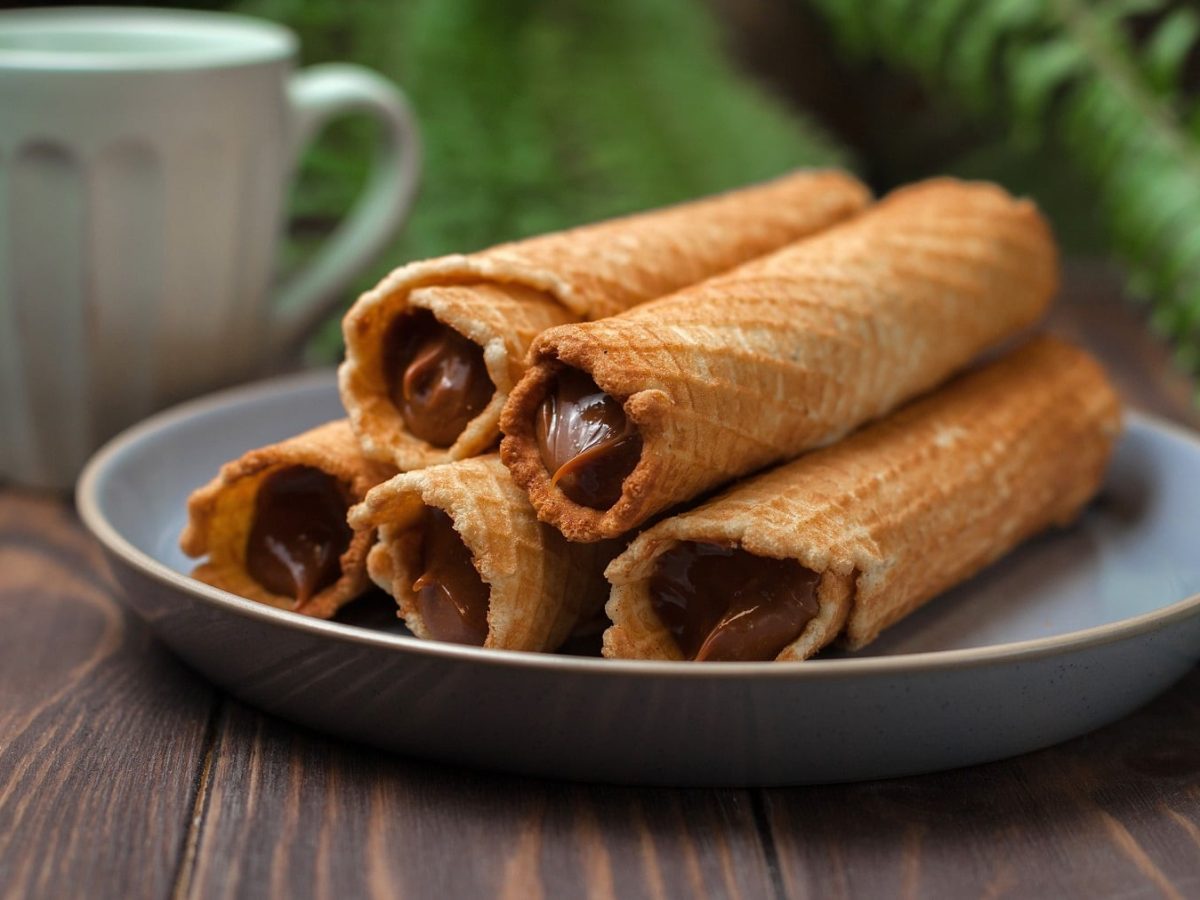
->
349, 456, 617, 652
603, 535, 854, 662
341, 273, 572, 471
499, 347, 669, 543
179, 420, 396, 619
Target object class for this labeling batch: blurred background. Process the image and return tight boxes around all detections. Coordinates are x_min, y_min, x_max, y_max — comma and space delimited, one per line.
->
17, 0, 1200, 372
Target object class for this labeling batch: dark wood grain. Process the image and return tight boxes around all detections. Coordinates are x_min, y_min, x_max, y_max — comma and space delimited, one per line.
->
762, 669, 1200, 900
1, 264, 1198, 900
179, 701, 775, 900
0, 492, 217, 900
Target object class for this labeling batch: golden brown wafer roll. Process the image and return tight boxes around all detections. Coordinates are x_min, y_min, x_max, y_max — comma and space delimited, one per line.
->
340, 170, 871, 471
602, 337, 1122, 662
180, 420, 396, 618
500, 178, 1058, 542
349, 455, 617, 651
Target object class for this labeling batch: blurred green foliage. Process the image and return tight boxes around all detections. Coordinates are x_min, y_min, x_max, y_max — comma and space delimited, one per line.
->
53, 0, 1200, 374
809, 0, 1200, 375
230, 0, 849, 356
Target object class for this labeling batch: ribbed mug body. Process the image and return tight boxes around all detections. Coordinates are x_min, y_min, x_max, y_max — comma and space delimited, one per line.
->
0, 59, 291, 487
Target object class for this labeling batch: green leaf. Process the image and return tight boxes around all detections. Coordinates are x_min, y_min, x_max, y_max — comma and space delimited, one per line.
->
812, 0, 1200, 382
1005, 38, 1088, 143
1088, 0, 1165, 28
903, 0, 975, 72
943, 0, 1045, 112
1141, 6, 1200, 92
806, 0, 875, 59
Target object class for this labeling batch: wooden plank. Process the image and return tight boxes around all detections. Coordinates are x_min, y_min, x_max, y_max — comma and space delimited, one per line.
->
181, 701, 776, 900
0, 492, 217, 900
762, 668, 1200, 899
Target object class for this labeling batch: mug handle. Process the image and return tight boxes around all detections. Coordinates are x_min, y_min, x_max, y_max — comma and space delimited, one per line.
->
271, 63, 421, 354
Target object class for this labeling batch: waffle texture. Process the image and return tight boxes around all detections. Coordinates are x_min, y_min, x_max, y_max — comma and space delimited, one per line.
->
603, 338, 1122, 661
349, 455, 617, 651
180, 420, 397, 618
501, 178, 1059, 541
340, 170, 870, 470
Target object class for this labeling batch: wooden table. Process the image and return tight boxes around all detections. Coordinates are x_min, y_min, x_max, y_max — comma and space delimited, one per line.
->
3, 264, 1198, 900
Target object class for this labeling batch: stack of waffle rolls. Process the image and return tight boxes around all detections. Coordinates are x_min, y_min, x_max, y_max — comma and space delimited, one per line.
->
182, 173, 868, 645
500, 178, 1058, 541
180, 420, 395, 619
603, 337, 1122, 661
349, 456, 617, 651
339, 170, 870, 470
181, 174, 1124, 662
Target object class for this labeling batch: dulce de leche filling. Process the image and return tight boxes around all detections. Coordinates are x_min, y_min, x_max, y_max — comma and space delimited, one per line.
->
245, 466, 354, 606
649, 542, 820, 661
534, 368, 642, 509
382, 309, 495, 448
408, 506, 490, 646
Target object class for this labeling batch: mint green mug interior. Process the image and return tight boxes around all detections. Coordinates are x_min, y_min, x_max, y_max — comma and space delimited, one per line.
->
0, 8, 294, 69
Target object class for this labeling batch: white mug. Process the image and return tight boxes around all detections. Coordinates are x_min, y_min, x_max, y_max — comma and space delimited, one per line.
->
0, 7, 421, 488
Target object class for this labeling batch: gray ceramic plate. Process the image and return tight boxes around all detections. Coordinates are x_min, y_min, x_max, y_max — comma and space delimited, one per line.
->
77, 370, 1200, 786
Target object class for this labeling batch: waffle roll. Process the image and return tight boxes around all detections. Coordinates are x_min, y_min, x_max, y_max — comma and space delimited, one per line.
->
602, 338, 1122, 662
500, 179, 1059, 542
340, 170, 870, 471
180, 421, 396, 619
349, 456, 617, 651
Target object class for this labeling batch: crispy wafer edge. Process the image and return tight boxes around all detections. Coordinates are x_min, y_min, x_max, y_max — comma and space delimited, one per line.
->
179, 420, 396, 619
340, 277, 572, 470
349, 455, 617, 651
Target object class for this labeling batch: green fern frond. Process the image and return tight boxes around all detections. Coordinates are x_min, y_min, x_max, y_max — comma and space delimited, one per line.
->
1142, 7, 1200, 93
810, 0, 1200, 379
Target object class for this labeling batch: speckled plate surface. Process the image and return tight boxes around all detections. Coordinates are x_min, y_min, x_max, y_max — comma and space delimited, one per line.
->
77, 370, 1200, 786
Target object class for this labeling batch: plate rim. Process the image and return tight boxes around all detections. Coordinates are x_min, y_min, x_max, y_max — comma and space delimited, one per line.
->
77, 367, 1200, 681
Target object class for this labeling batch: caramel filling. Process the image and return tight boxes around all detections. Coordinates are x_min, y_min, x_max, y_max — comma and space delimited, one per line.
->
383, 309, 495, 448
245, 466, 353, 606
649, 542, 820, 661
534, 368, 642, 509
409, 506, 490, 646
